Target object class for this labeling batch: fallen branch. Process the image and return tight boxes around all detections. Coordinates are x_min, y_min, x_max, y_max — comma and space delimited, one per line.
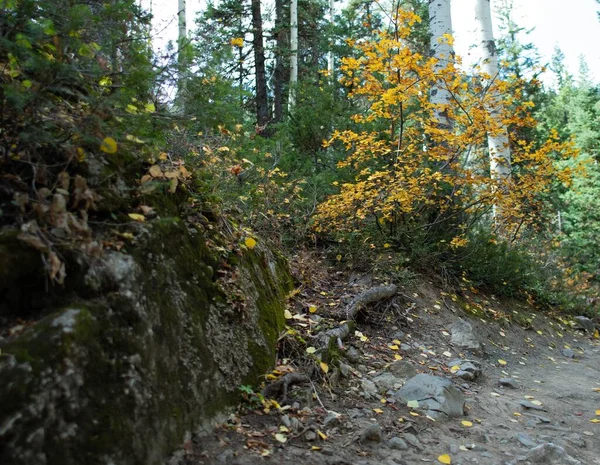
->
316, 284, 397, 351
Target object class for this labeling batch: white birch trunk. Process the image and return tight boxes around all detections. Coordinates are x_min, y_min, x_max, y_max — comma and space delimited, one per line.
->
473, 0, 512, 187
428, 0, 454, 131
327, 0, 335, 79
289, 0, 298, 110
178, 0, 186, 51
176, 0, 187, 111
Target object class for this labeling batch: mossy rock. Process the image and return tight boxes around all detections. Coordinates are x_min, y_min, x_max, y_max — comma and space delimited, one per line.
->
0, 219, 292, 465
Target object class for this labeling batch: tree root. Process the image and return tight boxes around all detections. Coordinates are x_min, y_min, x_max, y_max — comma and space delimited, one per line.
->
262, 372, 310, 404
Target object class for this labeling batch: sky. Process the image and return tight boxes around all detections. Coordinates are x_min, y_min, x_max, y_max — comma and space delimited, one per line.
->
146, 0, 600, 87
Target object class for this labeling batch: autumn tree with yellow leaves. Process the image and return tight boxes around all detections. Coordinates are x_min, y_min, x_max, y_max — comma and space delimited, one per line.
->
314, 8, 576, 252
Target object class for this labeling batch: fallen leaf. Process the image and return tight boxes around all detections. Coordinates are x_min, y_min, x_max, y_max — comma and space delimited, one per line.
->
459, 445, 468, 451
373, 408, 384, 414
317, 430, 327, 440
443, 351, 452, 357
461, 421, 473, 427
245, 237, 257, 249
498, 359, 507, 366
100, 137, 118, 154
311, 446, 322, 451
596, 409, 600, 416
491, 393, 501, 397
306, 347, 317, 354
530, 400, 543, 406
128, 213, 145, 222
388, 344, 399, 350
450, 365, 460, 373
438, 454, 452, 464
394, 354, 403, 360
409, 411, 420, 417
284, 310, 293, 319
590, 419, 600, 423
274, 433, 287, 443
407, 400, 419, 408
149, 165, 163, 177
320, 362, 329, 374
309, 305, 317, 313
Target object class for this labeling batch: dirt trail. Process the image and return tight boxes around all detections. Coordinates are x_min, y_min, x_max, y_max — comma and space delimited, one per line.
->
178, 276, 600, 465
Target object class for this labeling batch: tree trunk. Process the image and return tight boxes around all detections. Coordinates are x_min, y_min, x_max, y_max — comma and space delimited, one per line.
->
177, 0, 187, 112
473, 0, 512, 190
251, 0, 269, 131
289, 0, 298, 110
428, 0, 454, 132
273, 0, 285, 122
327, 0, 335, 79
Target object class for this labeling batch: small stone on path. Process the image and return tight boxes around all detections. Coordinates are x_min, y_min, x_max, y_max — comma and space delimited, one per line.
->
500, 377, 519, 389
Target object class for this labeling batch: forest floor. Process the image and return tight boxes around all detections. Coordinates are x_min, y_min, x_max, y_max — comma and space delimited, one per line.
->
177, 251, 600, 465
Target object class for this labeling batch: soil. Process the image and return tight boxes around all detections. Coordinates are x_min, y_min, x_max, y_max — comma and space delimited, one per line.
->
174, 256, 600, 465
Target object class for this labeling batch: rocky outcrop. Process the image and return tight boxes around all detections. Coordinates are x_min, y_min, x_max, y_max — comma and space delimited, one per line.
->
0, 218, 293, 465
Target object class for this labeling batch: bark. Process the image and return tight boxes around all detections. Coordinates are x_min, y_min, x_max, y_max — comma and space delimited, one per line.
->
289, 0, 298, 110
428, 0, 454, 131
473, 0, 512, 190
177, 0, 187, 111
251, 0, 269, 131
273, 0, 285, 122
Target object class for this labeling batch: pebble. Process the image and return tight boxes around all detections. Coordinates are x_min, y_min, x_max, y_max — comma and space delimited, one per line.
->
519, 400, 546, 411
323, 412, 341, 428
388, 437, 409, 450
339, 362, 351, 377
403, 433, 423, 450
345, 346, 360, 363
561, 348, 575, 358
499, 377, 519, 389
359, 424, 383, 443
305, 430, 317, 442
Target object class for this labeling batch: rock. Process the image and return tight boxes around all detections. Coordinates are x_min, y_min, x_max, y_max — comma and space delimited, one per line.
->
500, 378, 519, 389
360, 379, 378, 399
565, 433, 586, 448
359, 424, 383, 443
392, 331, 405, 340
348, 408, 366, 419
574, 316, 595, 334
389, 360, 417, 380
323, 412, 341, 428
522, 413, 551, 424
400, 343, 412, 351
519, 400, 546, 411
373, 373, 401, 392
510, 442, 582, 464
403, 433, 423, 450
394, 374, 465, 420
217, 449, 234, 464
388, 437, 409, 450
281, 414, 292, 428
516, 432, 538, 448
339, 362, 351, 377
345, 346, 361, 363
305, 431, 317, 442
449, 319, 483, 354
561, 348, 575, 358
456, 370, 476, 381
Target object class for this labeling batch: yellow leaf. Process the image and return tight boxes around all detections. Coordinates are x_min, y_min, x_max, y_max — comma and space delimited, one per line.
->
309, 305, 317, 313
388, 344, 399, 350
589, 419, 600, 423
274, 433, 287, 443
461, 421, 473, 427
594, 330, 599, 339
145, 102, 156, 113
100, 137, 117, 154
596, 410, 600, 416
373, 408, 384, 414
149, 165, 163, 178
498, 359, 507, 366
317, 430, 327, 440
438, 454, 452, 464
394, 354, 403, 360
530, 400, 543, 406
393, 339, 402, 345
450, 365, 460, 373
126, 104, 138, 114
409, 411, 420, 417
380, 398, 387, 404
158, 152, 168, 161
245, 237, 257, 249
306, 347, 317, 354
284, 309, 293, 319
513, 412, 522, 417
125, 134, 145, 144
128, 213, 145, 222
336, 254, 342, 261
311, 446, 322, 451
320, 362, 329, 374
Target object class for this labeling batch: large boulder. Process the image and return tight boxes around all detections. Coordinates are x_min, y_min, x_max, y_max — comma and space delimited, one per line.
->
394, 374, 465, 420
0, 218, 293, 465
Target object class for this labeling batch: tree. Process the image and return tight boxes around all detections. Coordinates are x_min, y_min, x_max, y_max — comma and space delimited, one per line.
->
472, 0, 512, 219
251, 0, 269, 131
289, 0, 298, 109
428, 0, 454, 132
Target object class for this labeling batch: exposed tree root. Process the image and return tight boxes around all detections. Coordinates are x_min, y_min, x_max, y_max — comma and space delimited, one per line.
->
262, 372, 310, 404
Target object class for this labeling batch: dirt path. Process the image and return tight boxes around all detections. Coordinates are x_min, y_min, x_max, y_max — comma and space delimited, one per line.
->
178, 277, 600, 465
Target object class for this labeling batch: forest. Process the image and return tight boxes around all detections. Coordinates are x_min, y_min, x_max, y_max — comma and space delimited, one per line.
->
1, 0, 600, 464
